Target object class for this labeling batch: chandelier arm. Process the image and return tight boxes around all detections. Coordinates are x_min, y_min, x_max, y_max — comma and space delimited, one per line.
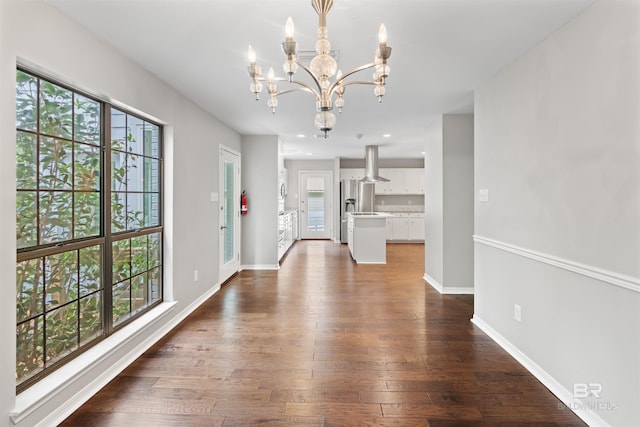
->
294, 60, 323, 94
276, 86, 319, 99
328, 62, 378, 97
257, 76, 321, 99
340, 81, 378, 87
258, 76, 294, 83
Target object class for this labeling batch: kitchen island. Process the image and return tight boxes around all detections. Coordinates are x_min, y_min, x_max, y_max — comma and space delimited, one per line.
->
347, 212, 392, 264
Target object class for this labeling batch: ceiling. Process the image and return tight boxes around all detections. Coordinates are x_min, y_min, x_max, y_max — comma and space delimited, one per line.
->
48, 0, 594, 160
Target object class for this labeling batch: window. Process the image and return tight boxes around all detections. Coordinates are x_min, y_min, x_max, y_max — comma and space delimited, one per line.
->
306, 191, 326, 231
15, 69, 163, 391
109, 109, 162, 326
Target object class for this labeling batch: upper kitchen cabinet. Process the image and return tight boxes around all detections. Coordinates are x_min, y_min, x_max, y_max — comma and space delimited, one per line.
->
375, 168, 425, 195
374, 168, 401, 194
340, 168, 365, 181
404, 168, 425, 194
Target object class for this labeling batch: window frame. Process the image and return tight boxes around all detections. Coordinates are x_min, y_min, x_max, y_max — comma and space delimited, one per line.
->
15, 66, 164, 393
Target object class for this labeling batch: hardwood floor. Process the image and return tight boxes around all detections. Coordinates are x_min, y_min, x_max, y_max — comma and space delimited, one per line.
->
61, 241, 585, 426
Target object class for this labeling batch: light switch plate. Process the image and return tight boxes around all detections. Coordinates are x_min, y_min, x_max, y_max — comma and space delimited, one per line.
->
479, 189, 489, 202
210, 192, 219, 202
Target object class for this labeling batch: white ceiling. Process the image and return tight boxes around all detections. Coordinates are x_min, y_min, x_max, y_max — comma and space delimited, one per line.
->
48, 0, 594, 160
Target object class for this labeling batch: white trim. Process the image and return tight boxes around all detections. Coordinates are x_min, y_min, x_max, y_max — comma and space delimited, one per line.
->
424, 273, 443, 293
474, 235, 640, 294
12, 283, 222, 426
241, 264, 280, 270
423, 274, 474, 294
471, 315, 610, 427
441, 286, 474, 295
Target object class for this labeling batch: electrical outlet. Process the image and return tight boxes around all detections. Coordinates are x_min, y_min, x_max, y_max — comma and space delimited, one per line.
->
514, 304, 522, 322
194, 270, 199, 282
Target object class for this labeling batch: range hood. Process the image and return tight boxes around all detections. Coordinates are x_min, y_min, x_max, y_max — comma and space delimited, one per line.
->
360, 145, 389, 183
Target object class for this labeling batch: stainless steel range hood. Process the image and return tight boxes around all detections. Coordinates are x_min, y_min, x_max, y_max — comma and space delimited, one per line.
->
359, 145, 389, 183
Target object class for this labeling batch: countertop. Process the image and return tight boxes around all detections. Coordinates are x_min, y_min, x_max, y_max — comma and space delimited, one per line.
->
375, 204, 424, 213
347, 212, 393, 219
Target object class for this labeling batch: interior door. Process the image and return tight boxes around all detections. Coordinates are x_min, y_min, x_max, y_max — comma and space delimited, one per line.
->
219, 146, 240, 283
299, 171, 332, 239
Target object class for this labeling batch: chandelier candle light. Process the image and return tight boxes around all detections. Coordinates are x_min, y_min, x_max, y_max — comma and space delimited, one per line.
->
247, 0, 392, 138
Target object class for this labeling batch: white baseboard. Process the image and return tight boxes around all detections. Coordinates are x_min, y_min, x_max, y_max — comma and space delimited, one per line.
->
424, 273, 444, 292
241, 264, 280, 270
423, 274, 474, 294
471, 315, 610, 427
16, 283, 222, 427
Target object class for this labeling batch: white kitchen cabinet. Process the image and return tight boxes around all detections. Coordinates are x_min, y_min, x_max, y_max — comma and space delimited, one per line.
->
292, 211, 299, 240
347, 215, 354, 254
375, 168, 425, 195
384, 212, 424, 241
404, 169, 425, 195
374, 178, 390, 195
340, 168, 365, 181
408, 214, 425, 240
385, 218, 393, 240
375, 169, 403, 194
390, 214, 410, 240
278, 210, 298, 261
389, 169, 407, 194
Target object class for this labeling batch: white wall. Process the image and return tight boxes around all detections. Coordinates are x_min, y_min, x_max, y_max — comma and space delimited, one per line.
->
474, 1, 640, 425
424, 114, 475, 293
425, 117, 445, 286
0, 1, 241, 426
443, 115, 475, 289
241, 135, 279, 269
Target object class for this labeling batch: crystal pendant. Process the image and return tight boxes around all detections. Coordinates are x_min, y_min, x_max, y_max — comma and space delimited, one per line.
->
315, 110, 336, 132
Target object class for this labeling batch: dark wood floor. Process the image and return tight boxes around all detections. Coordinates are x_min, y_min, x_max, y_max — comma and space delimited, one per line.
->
62, 241, 585, 426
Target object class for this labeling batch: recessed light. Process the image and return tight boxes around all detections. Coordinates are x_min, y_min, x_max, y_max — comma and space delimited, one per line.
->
306, 152, 313, 156
421, 151, 425, 155
296, 134, 306, 138
383, 133, 391, 138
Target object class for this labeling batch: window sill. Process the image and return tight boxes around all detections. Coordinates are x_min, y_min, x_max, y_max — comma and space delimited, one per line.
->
11, 301, 178, 425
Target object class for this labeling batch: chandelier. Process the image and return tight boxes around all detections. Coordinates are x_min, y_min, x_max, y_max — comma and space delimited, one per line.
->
247, 0, 392, 138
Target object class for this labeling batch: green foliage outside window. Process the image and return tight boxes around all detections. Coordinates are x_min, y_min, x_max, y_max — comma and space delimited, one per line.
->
15, 69, 162, 388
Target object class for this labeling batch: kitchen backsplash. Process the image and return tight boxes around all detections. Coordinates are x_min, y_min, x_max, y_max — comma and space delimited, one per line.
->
375, 204, 424, 213
375, 194, 424, 211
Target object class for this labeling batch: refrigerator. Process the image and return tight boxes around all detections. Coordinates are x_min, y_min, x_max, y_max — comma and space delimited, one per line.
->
340, 179, 358, 243
340, 180, 376, 243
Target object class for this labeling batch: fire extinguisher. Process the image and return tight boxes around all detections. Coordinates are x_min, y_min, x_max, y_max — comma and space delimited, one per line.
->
241, 190, 248, 215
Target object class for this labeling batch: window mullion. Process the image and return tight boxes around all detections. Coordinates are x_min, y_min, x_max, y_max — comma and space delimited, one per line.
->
36, 78, 42, 247
103, 107, 114, 335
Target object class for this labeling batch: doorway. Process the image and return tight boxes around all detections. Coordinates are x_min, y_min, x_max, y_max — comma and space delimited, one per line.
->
299, 171, 333, 239
219, 146, 241, 283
